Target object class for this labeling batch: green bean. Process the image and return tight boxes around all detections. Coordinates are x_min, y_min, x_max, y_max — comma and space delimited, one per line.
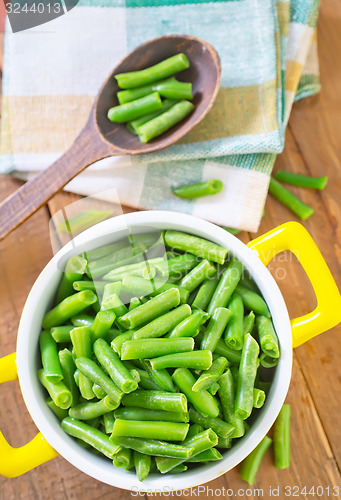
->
259, 353, 279, 368
38, 369, 72, 409
93, 338, 137, 394
112, 436, 193, 459
171, 464, 188, 473
273, 403, 291, 469
195, 330, 241, 365
140, 360, 175, 393
71, 314, 95, 328
207, 259, 243, 315
172, 368, 219, 418
217, 436, 232, 448
129, 297, 142, 311
134, 450, 152, 482
114, 407, 189, 423
173, 180, 224, 200
121, 275, 189, 304
186, 424, 204, 438
150, 350, 212, 371
102, 257, 165, 281
58, 348, 79, 407
236, 285, 270, 318
188, 407, 235, 438
235, 334, 260, 420
186, 448, 222, 462
243, 311, 256, 336
106, 327, 124, 343
218, 370, 245, 438
239, 436, 272, 485
56, 256, 87, 304
57, 210, 112, 236
119, 78, 191, 104
112, 419, 189, 441
87, 241, 146, 279
274, 170, 328, 190
239, 273, 259, 293
179, 259, 216, 293
256, 315, 280, 358
101, 282, 122, 309
91, 310, 116, 342
167, 309, 209, 338
70, 326, 95, 400
69, 396, 117, 420
72, 280, 107, 294
192, 357, 228, 392
118, 288, 180, 330
111, 331, 134, 356
224, 293, 244, 351
164, 231, 228, 265
46, 397, 68, 420
115, 53, 190, 89
133, 367, 164, 391
155, 429, 218, 473
85, 240, 129, 261
51, 325, 75, 343
201, 307, 231, 352
121, 337, 194, 360
40, 330, 64, 382
75, 357, 123, 407
208, 382, 220, 396
137, 100, 194, 143
269, 178, 314, 220
103, 411, 116, 434
108, 92, 162, 123
192, 277, 220, 311
92, 383, 107, 399
113, 447, 133, 469
253, 388, 266, 408
122, 390, 187, 413
61, 417, 122, 459
128, 99, 177, 134
42, 290, 97, 329
73, 369, 80, 387
154, 253, 198, 278
133, 304, 191, 340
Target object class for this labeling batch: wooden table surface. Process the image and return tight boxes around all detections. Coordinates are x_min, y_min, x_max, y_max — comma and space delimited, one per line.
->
1, 2, 341, 499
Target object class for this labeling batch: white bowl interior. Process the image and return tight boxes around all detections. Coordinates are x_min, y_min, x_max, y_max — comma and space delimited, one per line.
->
16, 211, 292, 491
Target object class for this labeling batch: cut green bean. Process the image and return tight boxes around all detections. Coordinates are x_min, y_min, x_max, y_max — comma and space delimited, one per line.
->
150, 350, 212, 371
71, 314, 95, 328
253, 388, 266, 409
134, 450, 152, 482
121, 275, 189, 304
179, 259, 216, 293
186, 424, 204, 439
133, 367, 164, 391
42, 290, 97, 329
239, 273, 259, 293
58, 348, 79, 407
115, 53, 190, 89
72, 281, 107, 294
112, 436, 193, 459
192, 357, 228, 392
273, 403, 291, 469
192, 277, 220, 311
235, 334, 260, 420
172, 368, 219, 418
239, 436, 272, 485
122, 390, 187, 413
128, 99, 178, 134
91, 310, 116, 342
87, 241, 146, 279
119, 79, 191, 104
133, 304, 191, 340
218, 371, 245, 438
61, 417, 122, 459
236, 285, 270, 318
195, 330, 241, 365
40, 330, 64, 382
92, 383, 107, 399
121, 337, 194, 360
85, 240, 129, 261
208, 382, 220, 396
114, 407, 189, 423
171, 464, 188, 473
103, 412, 116, 434
186, 448, 222, 462
112, 419, 189, 441
111, 331, 134, 356
167, 309, 209, 338
56, 256, 87, 304
256, 315, 280, 359
188, 407, 235, 438
69, 396, 117, 420
93, 338, 138, 393
129, 297, 141, 311
51, 325, 75, 343
274, 170, 328, 190
201, 307, 232, 352
140, 360, 175, 393
46, 397, 68, 420
224, 293, 244, 351
102, 257, 165, 281
57, 210, 112, 236
217, 436, 232, 449
155, 253, 199, 278
243, 311, 256, 336
164, 230, 228, 265
155, 429, 218, 473
118, 288, 180, 330
38, 369, 72, 409
75, 357, 123, 407
108, 92, 163, 123
259, 353, 279, 368
269, 178, 314, 220
113, 447, 133, 469
101, 282, 122, 309
207, 259, 243, 315
173, 180, 224, 200
70, 326, 95, 400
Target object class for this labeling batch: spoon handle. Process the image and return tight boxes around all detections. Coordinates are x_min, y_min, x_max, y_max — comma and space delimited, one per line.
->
0, 118, 115, 241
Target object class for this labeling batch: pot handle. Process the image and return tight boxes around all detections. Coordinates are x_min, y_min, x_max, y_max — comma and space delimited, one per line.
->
0, 353, 58, 478
248, 221, 341, 347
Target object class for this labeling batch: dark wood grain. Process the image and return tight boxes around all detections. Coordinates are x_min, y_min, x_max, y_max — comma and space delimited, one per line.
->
0, 34, 221, 241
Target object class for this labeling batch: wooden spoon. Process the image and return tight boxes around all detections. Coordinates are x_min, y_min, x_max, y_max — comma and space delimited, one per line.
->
0, 34, 221, 240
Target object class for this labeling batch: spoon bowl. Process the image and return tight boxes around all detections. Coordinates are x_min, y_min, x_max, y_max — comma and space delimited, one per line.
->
0, 34, 221, 240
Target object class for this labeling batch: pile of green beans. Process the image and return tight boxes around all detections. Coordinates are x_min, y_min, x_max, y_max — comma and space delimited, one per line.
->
38, 229, 281, 481
108, 53, 195, 143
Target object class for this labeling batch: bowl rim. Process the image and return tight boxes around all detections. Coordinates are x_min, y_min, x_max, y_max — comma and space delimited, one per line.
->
16, 210, 292, 491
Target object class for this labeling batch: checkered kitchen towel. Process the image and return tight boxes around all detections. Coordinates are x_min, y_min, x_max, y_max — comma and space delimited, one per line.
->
0, 0, 320, 231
